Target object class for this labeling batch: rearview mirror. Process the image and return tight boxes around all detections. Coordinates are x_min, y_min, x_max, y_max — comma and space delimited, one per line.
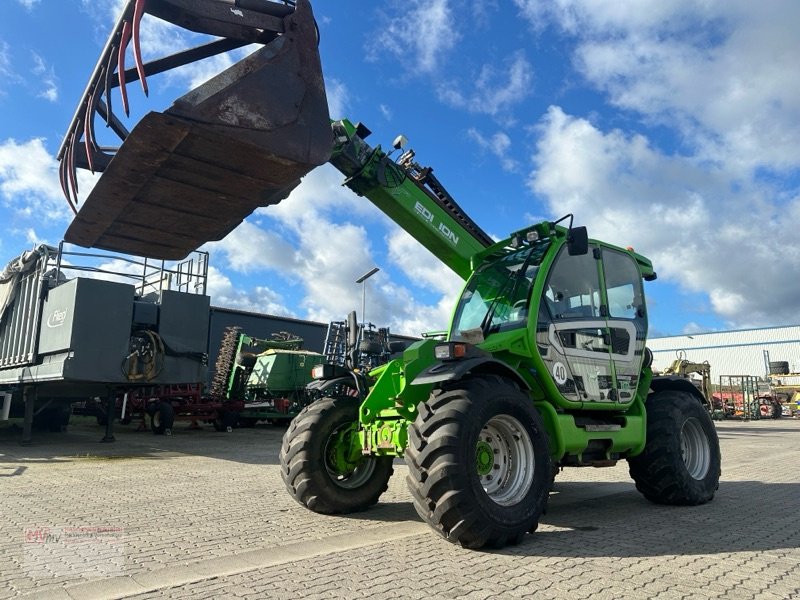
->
567, 226, 589, 256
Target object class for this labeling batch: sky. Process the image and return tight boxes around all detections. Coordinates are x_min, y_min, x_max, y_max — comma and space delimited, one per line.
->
1, 0, 799, 338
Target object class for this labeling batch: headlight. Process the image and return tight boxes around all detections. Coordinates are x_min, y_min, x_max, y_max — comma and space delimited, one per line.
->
434, 343, 467, 360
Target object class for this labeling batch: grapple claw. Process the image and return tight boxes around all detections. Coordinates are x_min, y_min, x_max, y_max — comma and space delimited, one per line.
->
118, 20, 132, 116
58, 0, 331, 260
132, 0, 149, 97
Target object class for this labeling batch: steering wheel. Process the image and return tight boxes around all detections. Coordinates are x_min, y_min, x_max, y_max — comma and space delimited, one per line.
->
509, 299, 529, 321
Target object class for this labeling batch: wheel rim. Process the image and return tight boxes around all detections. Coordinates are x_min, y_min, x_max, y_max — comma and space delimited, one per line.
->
476, 415, 535, 506
324, 425, 376, 490
680, 417, 711, 480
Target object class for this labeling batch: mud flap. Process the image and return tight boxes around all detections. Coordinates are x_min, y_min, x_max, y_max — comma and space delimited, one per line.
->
63, 0, 331, 260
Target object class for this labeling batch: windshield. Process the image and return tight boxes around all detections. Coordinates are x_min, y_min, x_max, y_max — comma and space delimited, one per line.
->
450, 241, 551, 339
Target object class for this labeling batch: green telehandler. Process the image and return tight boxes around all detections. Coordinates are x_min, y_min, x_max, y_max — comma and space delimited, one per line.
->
59, 0, 720, 549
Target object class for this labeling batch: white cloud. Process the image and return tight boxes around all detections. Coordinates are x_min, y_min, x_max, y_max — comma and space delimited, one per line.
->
0, 138, 92, 222
206, 266, 292, 316
32, 53, 58, 102
438, 51, 534, 118
466, 128, 520, 172
516, 0, 800, 175
0, 42, 10, 76
386, 228, 463, 297
204, 164, 467, 335
206, 221, 298, 275
15, 0, 40, 9
324, 78, 349, 121
0, 41, 18, 96
529, 106, 800, 328
368, 0, 459, 74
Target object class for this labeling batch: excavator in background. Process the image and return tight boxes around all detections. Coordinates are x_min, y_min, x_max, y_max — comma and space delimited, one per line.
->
659, 353, 713, 411
57, 0, 721, 549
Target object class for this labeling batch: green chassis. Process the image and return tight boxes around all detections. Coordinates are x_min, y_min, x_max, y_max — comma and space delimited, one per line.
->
331, 223, 655, 467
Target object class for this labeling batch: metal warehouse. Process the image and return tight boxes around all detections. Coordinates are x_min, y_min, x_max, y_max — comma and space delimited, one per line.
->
648, 325, 800, 379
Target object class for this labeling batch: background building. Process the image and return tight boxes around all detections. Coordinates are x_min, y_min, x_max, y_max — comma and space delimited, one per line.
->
648, 325, 800, 380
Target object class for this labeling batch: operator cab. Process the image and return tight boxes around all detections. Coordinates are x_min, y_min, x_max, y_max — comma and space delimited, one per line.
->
448, 224, 649, 407
536, 243, 647, 404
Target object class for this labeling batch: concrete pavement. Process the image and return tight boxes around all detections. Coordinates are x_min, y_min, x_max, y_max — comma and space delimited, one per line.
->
1, 417, 798, 599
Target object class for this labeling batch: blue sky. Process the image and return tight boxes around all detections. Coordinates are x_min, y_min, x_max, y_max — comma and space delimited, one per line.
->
1, 0, 799, 337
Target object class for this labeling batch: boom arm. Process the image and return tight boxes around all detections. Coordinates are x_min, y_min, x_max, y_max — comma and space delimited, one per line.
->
329, 120, 492, 280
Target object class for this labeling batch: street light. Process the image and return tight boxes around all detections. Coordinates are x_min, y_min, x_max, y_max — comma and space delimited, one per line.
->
355, 267, 380, 326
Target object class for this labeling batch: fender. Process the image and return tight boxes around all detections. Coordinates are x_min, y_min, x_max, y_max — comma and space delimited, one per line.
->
307, 374, 365, 398
412, 357, 529, 390
650, 375, 707, 405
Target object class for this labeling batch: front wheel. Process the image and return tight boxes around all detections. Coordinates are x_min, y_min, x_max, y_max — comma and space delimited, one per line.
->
280, 397, 394, 514
405, 376, 552, 549
628, 390, 721, 505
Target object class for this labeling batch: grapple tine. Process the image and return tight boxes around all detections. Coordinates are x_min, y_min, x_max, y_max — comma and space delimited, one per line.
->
104, 45, 118, 126
132, 0, 149, 97
118, 20, 132, 116
66, 134, 79, 199
58, 147, 75, 214
84, 66, 103, 174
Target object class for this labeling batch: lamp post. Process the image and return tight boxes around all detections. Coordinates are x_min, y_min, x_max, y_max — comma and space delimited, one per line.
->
355, 267, 380, 326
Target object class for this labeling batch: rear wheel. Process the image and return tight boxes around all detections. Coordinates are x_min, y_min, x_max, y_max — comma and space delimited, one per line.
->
280, 397, 393, 514
628, 390, 720, 505
405, 376, 551, 549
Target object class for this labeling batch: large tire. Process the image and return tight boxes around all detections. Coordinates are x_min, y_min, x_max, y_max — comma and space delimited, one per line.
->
628, 390, 720, 505
35, 405, 71, 433
280, 397, 394, 514
213, 411, 238, 432
769, 361, 789, 375
405, 376, 552, 549
150, 402, 175, 435
771, 401, 782, 419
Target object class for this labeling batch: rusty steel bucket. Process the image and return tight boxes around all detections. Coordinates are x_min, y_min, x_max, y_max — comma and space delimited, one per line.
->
59, 0, 331, 259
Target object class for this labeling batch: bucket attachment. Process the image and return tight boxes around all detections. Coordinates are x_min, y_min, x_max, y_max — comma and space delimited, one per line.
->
58, 0, 331, 260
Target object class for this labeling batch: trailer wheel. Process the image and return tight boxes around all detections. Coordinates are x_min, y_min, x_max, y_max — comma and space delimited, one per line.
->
150, 402, 175, 435
628, 390, 720, 505
213, 411, 238, 432
405, 376, 552, 549
280, 397, 393, 514
36, 405, 71, 433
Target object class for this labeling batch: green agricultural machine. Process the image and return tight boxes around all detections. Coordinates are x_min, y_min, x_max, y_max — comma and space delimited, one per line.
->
211, 327, 324, 425
60, 0, 720, 549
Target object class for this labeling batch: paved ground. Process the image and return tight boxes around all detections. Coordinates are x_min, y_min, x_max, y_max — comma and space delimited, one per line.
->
0, 415, 798, 600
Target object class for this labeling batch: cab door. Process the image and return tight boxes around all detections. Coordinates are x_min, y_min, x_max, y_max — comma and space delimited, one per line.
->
599, 248, 647, 404
537, 244, 614, 403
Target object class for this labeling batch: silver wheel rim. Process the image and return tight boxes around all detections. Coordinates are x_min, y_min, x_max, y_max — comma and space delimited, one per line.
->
681, 417, 711, 480
324, 434, 377, 490
477, 415, 535, 506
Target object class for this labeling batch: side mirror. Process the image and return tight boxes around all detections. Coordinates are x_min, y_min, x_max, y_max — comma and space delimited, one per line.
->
567, 226, 589, 256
